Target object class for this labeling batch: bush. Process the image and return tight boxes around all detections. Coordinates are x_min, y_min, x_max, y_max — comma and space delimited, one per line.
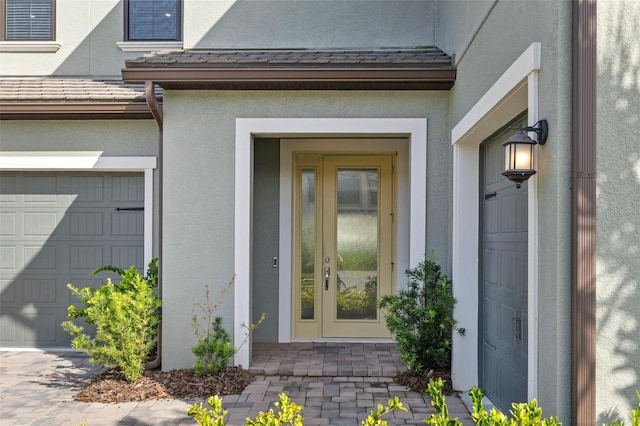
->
469, 385, 561, 426
378, 253, 465, 372
191, 280, 264, 375
61, 262, 161, 382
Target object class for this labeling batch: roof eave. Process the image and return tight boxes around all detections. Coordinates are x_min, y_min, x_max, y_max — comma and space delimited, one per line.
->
121, 67, 456, 90
0, 102, 154, 120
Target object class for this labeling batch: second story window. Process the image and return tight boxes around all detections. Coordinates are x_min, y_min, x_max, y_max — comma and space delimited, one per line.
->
126, 0, 181, 41
2, 0, 54, 41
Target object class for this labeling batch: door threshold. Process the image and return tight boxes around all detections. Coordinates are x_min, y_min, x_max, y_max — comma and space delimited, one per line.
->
288, 338, 396, 343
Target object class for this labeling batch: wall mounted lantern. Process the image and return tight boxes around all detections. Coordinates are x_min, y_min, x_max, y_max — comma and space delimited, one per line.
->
502, 119, 548, 188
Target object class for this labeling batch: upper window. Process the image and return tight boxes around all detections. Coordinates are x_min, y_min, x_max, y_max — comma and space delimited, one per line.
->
2, 0, 54, 41
126, 0, 181, 41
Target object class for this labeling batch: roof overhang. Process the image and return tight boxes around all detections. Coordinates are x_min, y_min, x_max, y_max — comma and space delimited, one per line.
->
121, 67, 456, 90
0, 102, 154, 120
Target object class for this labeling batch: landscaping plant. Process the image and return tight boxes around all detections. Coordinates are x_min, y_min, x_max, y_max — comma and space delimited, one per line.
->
192, 279, 265, 375
61, 260, 161, 382
378, 253, 465, 372
188, 395, 228, 426
469, 385, 561, 426
361, 396, 407, 426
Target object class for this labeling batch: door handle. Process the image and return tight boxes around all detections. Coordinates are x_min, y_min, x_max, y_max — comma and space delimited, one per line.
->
324, 266, 330, 290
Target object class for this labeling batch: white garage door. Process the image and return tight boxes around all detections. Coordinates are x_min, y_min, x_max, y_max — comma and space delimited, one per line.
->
0, 172, 145, 347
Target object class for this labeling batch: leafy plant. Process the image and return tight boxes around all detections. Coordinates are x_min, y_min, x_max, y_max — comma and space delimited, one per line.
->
192, 316, 236, 376
61, 263, 161, 382
424, 378, 463, 426
188, 395, 228, 426
378, 253, 465, 372
192, 279, 265, 375
361, 396, 407, 426
246, 393, 304, 426
469, 385, 561, 426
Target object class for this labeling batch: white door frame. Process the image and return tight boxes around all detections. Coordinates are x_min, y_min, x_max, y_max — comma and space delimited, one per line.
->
234, 118, 427, 368
450, 42, 541, 398
0, 152, 157, 273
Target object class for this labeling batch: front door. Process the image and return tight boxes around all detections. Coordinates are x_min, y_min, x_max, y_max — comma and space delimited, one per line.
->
293, 154, 394, 338
480, 121, 528, 409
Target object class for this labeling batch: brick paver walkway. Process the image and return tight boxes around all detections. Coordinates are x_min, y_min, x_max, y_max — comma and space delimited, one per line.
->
0, 347, 474, 425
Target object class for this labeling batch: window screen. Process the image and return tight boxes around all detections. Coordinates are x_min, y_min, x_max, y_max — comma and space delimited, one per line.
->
127, 0, 180, 41
5, 0, 54, 40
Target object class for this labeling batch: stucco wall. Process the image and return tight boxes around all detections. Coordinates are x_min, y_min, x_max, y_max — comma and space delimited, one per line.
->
596, 1, 640, 423
160, 90, 450, 370
441, 0, 572, 421
0, 1, 142, 77
185, 0, 435, 49
0, 120, 157, 154
0, 0, 436, 77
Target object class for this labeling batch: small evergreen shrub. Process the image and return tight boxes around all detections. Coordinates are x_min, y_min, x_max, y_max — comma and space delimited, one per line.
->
378, 253, 465, 372
191, 280, 264, 375
192, 316, 236, 376
61, 262, 161, 382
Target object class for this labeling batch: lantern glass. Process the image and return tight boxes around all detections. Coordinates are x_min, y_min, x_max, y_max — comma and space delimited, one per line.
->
504, 142, 535, 171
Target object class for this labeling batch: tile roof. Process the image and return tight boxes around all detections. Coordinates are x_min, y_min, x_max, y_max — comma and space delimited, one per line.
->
0, 78, 162, 102
125, 47, 453, 68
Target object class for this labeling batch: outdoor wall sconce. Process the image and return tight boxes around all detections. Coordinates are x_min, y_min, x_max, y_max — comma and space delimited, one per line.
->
502, 119, 548, 188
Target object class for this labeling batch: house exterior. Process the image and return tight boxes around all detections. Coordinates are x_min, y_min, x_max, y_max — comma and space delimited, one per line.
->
0, 1, 638, 424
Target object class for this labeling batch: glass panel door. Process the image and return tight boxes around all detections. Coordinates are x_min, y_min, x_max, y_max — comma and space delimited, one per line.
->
292, 154, 394, 339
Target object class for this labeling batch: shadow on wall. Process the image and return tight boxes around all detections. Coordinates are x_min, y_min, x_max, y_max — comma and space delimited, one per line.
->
51, 1, 436, 76
595, 3, 640, 424
188, 0, 435, 49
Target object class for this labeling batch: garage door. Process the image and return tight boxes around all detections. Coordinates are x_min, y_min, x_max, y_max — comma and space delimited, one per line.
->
0, 172, 145, 347
479, 121, 528, 409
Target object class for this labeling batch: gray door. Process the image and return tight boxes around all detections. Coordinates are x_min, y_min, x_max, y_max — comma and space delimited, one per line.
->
480, 123, 528, 409
0, 172, 144, 347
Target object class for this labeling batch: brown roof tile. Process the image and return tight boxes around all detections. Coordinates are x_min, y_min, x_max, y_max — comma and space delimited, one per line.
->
0, 78, 162, 102
125, 47, 453, 68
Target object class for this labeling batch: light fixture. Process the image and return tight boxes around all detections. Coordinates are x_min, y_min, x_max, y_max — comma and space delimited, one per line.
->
502, 119, 548, 188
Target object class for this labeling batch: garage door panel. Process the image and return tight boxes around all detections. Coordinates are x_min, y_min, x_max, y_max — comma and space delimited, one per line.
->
112, 211, 144, 235
0, 172, 145, 347
112, 176, 144, 201
0, 247, 16, 269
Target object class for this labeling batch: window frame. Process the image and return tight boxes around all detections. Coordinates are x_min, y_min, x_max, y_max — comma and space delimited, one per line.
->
124, 0, 182, 42
0, 0, 56, 42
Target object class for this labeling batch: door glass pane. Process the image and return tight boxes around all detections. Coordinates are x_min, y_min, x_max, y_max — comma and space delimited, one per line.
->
336, 169, 378, 320
300, 169, 315, 320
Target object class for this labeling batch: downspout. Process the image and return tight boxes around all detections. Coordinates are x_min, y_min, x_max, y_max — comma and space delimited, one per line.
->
572, 0, 596, 424
145, 80, 163, 370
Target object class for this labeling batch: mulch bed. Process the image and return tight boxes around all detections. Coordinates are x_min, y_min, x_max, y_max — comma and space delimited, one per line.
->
395, 369, 453, 395
74, 365, 452, 403
74, 366, 255, 403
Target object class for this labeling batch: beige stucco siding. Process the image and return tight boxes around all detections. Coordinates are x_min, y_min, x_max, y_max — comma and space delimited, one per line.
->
596, 1, 640, 423
159, 90, 450, 371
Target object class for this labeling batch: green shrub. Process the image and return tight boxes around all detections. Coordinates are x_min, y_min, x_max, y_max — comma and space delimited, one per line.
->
378, 253, 465, 372
191, 280, 265, 375
424, 378, 463, 425
361, 396, 407, 426
188, 395, 228, 426
192, 316, 236, 376
61, 263, 161, 382
246, 393, 304, 426
469, 385, 561, 426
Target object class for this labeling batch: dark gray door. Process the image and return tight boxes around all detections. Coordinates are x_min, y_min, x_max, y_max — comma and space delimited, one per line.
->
0, 172, 144, 347
480, 123, 528, 409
